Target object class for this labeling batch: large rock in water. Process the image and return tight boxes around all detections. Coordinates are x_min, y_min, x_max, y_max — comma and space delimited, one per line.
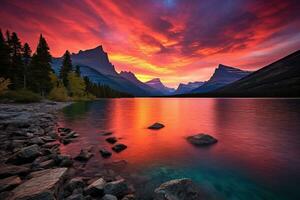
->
154, 178, 205, 200
148, 122, 164, 130
10, 168, 68, 200
187, 134, 218, 146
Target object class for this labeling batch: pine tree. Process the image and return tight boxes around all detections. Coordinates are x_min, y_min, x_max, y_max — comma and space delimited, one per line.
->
59, 50, 73, 87
29, 34, 53, 96
10, 32, 23, 89
0, 30, 10, 79
22, 43, 32, 89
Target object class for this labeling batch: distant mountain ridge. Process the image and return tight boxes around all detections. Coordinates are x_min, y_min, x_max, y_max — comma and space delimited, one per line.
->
216, 50, 300, 96
145, 78, 175, 95
174, 82, 204, 94
119, 71, 163, 95
191, 64, 251, 93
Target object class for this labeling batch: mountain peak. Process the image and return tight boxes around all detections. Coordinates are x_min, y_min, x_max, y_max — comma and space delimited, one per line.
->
145, 78, 174, 94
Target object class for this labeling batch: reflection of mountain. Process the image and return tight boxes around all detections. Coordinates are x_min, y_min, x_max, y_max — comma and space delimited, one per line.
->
217, 50, 300, 97
52, 46, 151, 96
119, 71, 163, 96
174, 82, 204, 94
145, 78, 175, 95
191, 64, 251, 93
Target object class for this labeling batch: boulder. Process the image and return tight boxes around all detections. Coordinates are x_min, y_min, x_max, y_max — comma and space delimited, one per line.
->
106, 137, 117, 144
102, 194, 118, 200
75, 149, 93, 162
10, 168, 68, 200
0, 175, 22, 192
148, 123, 164, 130
39, 159, 55, 169
56, 155, 73, 167
85, 178, 106, 196
7, 144, 41, 164
0, 164, 30, 178
154, 178, 204, 200
186, 134, 218, 146
104, 179, 129, 198
65, 177, 85, 193
99, 148, 112, 158
112, 144, 127, 153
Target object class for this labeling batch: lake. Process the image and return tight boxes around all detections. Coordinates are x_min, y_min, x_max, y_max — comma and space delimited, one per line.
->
58, 98, 300, 200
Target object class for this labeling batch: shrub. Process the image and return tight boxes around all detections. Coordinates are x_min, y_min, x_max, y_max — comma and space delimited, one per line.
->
48, 85, 69, 101
0, 77, 11, 95
0, 89, 42, 103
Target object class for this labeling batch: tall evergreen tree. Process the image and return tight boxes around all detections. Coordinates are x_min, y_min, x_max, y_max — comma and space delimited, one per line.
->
0, 30, 10, 79
29, 34, 53, 96
10, 32, 23, 89
22, 43, 32, 89
59, 50, 72, 87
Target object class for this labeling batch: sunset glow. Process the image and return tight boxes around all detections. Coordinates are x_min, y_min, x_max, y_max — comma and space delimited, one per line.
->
1, 0, 300, 87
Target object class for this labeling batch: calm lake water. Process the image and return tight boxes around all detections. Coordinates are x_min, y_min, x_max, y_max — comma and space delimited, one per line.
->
58, 98, 300, 200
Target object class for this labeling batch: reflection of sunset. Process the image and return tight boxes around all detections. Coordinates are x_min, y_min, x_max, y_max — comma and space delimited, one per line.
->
1, 1, 300, 87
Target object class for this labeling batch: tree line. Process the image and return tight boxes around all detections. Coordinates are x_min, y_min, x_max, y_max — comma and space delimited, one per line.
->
0, 29, 132, 100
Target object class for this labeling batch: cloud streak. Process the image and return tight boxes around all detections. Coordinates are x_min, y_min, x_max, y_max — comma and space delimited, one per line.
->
1, 0, 300, 87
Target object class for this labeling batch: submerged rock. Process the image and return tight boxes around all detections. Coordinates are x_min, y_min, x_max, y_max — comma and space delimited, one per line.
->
106, 137, 117, 144
10, 168, 68, 200
101, 132, 113, 136
112, 144, 127, 153
148, 122, 165, 130
99, 148, 112, 158
187, 133, 218, 146
154, 178, 204, 200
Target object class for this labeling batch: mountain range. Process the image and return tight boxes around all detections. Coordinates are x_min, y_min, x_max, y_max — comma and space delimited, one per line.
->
51, 45, 299, 97
145, 78, 175, 95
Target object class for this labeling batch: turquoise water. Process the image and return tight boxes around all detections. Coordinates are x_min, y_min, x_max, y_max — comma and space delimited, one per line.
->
58, 98, 300, 200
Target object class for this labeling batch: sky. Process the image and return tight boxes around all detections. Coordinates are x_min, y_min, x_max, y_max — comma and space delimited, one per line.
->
1, 0, 300, 88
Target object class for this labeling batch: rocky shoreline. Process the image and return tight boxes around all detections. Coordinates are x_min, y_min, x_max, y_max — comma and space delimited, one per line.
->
0, 101, 208, 200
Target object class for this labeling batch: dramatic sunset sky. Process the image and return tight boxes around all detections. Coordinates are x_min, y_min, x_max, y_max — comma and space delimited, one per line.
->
1, 0, 300, 87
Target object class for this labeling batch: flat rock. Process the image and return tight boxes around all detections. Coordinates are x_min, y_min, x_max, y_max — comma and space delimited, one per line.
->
0, 175, 22, 192
148, 123, 164, 130
154, 178, 205, 200
85, 178, 106, 196
112, 144, 127, 153
106, 137, 117, 144
0, 164, 30, 178
99, 148, 112, 158
104, 179, 129, 198
187, 134, 218, 146
10, 168, 68, 200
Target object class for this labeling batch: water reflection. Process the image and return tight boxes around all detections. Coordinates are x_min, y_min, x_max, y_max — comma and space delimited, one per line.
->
58, 98, 300, 200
